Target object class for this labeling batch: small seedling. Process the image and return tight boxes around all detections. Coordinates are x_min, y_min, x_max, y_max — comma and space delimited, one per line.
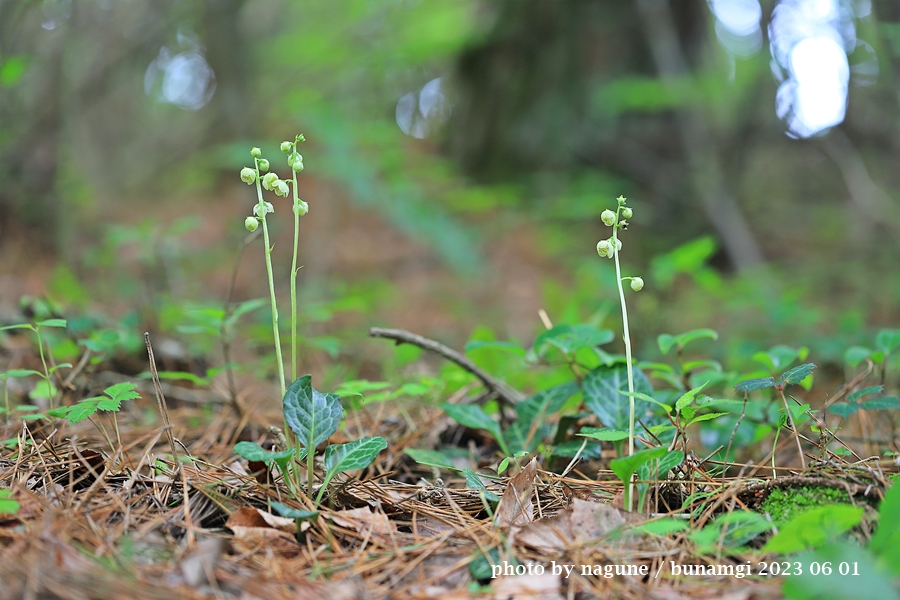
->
48, 381, 141, 453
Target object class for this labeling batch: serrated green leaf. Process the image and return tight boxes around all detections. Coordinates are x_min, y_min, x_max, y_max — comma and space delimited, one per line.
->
844, 346, 873, 368
779, 363, 816, 385
323, 436, 388, 475
827, 402, 858, 418
578, 427, 630, 441
734, 377, 776, 392
583, 364, 654, 431
66, 402, 98, 423
36, 318, 67, 328
283, 375, 344, 450
104, 382, 141, 402
675, 383, 708, 413
762, 505, 863, 554
270, 501, 318, 521
847, 386, 883, 403
876, 329, 900, 355
96, 398, 121, 412
861, 396, 900, 410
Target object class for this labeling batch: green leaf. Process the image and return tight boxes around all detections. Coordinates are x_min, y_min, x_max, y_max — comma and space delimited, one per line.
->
283, 375, 344, 450
442, 403, 505, 451
844, 346, 873, 368
104, 382, 141, 402
578, 427, 630, 442
463, 468, 500, 503
0, 324, 34, 332
621, 391, 672, 413
0, 489, 20, 515
827, 402, 858, 418
533, 324, 614, 358
270, 501, 319, 521
779, 363, 816, 385
95, 398, 121, 412
870, 480, 900, 572
654, 451, 684, 477
66, 402, 99, 424
582, 364, 653, 431
36, 318, 67, 328
28, 380, 57, 400
762, 504, 863, 554
861, 396, 900, 410
3, 369, 41, 378
234, 441, 299, 465
684, 412, 728, 426
464, 340, 526, 357
681, 359, 722, 373
404, 448, 455, 469
734, 377, 776, 392
876, 329, 900, 355
514, 382, 579, 424
657, 330, 718, 356
271, 505, 318, 522
633, 518, 689, 535
323, 436, 388, 479
609, 446, 668, 487
847, 386, 883, 403
691, 511, 773, 554
674, 383, 708, 414
150, 371, 208, 386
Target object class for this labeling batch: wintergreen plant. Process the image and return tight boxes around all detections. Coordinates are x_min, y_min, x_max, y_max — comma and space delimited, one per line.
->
596, 195, 643, 510
235, 375, 386, 505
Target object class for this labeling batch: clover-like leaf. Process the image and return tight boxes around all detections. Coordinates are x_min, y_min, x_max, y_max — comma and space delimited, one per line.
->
66, 401, 100, 424
103, 382, 141, 402
876, 329, 900, 355
283, 375, 344, 450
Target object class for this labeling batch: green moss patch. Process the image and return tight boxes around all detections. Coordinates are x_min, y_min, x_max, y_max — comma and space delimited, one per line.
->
760, 486, 852, 523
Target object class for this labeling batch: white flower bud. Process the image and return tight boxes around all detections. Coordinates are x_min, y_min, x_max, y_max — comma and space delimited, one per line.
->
240, 167, 256, 185
254, 201, 274, 218
250, 147, 261, 158
274, 180, 290, 197
281, 141, 293, 154
262, 172, 279, 191
601, 209, 617, 227
244, 216, 259, 232
294, 199, 309, 216
596, 239, 610, 257
621, 207, 633, 219
258, 158, 270, 172
613, 238, 622, 251
289, 153, 304, 172
630, 277, 644, 291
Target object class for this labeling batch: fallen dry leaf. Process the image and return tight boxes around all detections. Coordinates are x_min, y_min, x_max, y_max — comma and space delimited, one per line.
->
329, 505, 394, 535
514, 498, 631, 553
225, 507, 296, 542
493, 572, 563, 600
495, 457, 538, 527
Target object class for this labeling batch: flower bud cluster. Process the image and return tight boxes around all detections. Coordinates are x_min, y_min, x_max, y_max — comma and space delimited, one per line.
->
238, 136, 309, 230
596, 195, 643, 291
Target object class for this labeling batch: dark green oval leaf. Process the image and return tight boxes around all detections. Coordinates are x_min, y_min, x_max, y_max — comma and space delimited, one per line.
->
283, 375, 344, 450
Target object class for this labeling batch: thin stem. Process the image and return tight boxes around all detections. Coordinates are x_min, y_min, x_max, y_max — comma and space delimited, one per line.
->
612, 220, 635, 512
35, 327, 54, 409
290, 168, 300, 384
254, 164, 286, 400
307, 443, 316, 502
779, 388, 806, 470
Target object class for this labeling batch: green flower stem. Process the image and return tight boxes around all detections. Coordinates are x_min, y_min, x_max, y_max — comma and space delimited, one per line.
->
307, 439, 316, 500
35, 327, 53, 409
254, 160, 287, 401
611, 208, 636, 512
290, 168, 300, 384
